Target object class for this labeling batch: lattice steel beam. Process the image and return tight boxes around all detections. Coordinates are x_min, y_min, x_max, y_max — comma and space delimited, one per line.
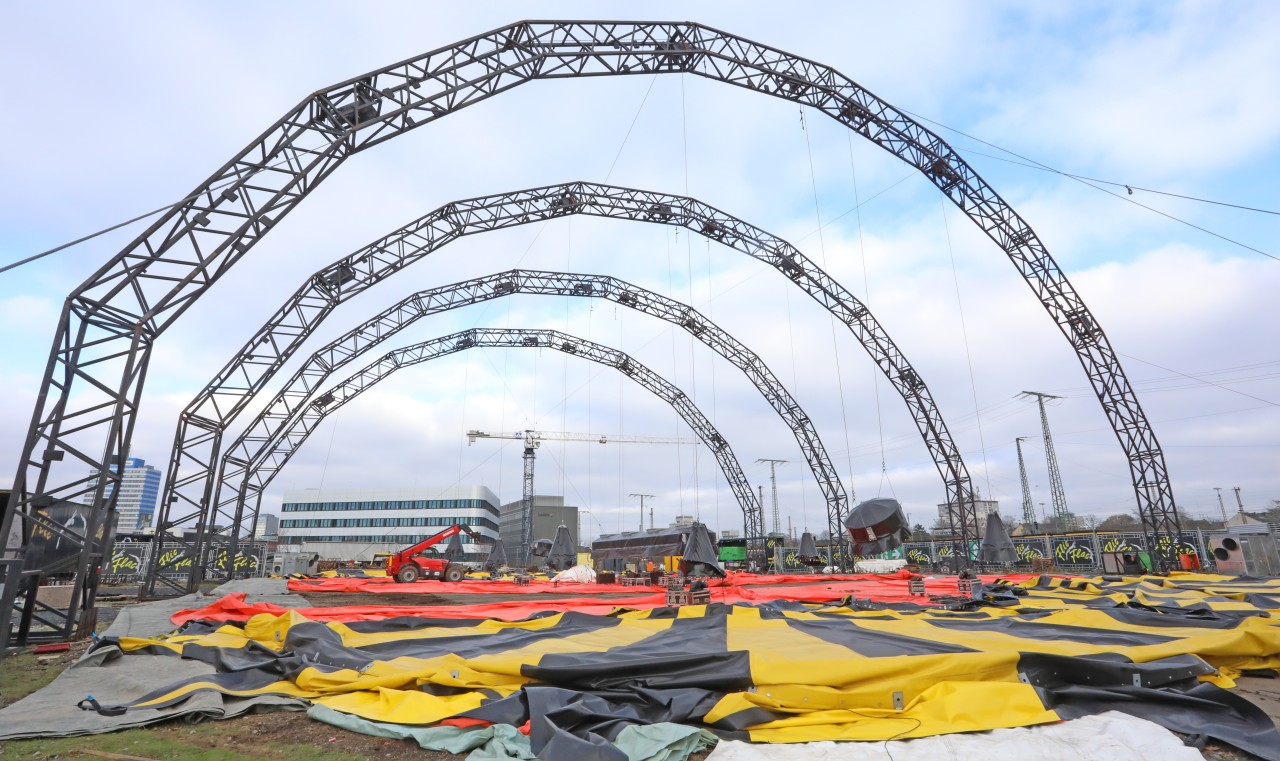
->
241, 328, 763, 557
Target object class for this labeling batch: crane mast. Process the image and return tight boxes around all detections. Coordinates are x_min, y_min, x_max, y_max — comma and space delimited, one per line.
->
467, 429, 698, 565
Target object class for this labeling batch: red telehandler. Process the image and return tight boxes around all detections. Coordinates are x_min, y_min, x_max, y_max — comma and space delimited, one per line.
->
385, 524, 483, 583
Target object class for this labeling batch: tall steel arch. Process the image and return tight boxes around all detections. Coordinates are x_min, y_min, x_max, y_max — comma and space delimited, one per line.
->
189, 269, 848, 591
4, 20, 1180, 647
148, 182, 974, 595
224, 328, 764, 563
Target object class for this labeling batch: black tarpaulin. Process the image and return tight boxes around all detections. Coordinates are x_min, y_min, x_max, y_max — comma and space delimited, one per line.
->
444, 532, 465, 562
680, 524, 725, 577
798, 532, 820, 561
484, 538, 508, 570
549, 525, 576, 571
843, 498, 911, 556
591, 528, 690, 561
980, 510, 1017, 563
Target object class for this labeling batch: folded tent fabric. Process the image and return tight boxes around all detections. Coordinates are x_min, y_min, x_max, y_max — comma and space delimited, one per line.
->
682, 523, 726, 577
980, 511, 1017, 563
548, 525, 577, 571
445, 532, 467, 563
61, 572, 1280, 761
843, 498, 911, 556
797, 532, 820, 562
484, 539, 509, 570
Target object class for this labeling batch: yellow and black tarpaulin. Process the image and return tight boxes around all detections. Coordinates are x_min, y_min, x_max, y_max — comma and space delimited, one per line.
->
82, 573, 1280, 761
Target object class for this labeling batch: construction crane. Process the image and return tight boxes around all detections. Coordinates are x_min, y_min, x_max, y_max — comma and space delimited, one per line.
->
466, 430, 698, 566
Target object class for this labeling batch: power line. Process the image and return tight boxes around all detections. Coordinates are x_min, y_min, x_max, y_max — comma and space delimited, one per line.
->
0, 159, 285, 275
899, 107, 1278, 261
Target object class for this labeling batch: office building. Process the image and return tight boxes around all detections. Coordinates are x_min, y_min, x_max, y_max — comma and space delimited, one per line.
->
936, 499, 1001, 535
499, 495, 579, 567
255, 514, 279, 540
83, 457, 160, 532
277, 486, 500, 561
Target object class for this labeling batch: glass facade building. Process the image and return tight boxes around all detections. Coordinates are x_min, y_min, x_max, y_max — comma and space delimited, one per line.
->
83, 457, 160, 532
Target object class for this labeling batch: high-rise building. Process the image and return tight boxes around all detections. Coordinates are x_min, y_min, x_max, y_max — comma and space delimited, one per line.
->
83, 457, 160, 532
255, 514, 280, 539
277, 486, 500, 561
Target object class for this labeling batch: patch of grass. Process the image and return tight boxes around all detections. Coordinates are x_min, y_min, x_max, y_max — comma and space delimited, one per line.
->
0, 649, 70, 708
0, 717, 405, 761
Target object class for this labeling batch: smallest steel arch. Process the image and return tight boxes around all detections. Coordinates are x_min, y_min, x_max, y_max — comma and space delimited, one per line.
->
202, 270, 850, 584
224, 328, 768, 571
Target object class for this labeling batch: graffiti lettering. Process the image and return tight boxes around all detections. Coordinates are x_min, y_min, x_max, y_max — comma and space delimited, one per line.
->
1154, 535, 1198, 557
159, 548, 192, 570
212, 550, 261, 572
1102, 537, 1140, 554
1015, 544, 1044, 560
109, 552, 140, 574
1054, 542, 1094, 564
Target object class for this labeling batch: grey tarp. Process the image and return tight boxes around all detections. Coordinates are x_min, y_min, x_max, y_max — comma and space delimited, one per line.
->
484, 537, 509, 570
844, 498, 911, 556
681, 523, 726, 577
548, 524, 576, 571
309, 703, 717, 761
0, 578, 308, 739
591, 528, 689, 561
980, 510, 1017, 563
797, 532, 821, 562
444, 531, 466, 562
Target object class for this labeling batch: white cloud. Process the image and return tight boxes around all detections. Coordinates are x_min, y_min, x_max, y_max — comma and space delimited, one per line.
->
2, 2, 1276, 538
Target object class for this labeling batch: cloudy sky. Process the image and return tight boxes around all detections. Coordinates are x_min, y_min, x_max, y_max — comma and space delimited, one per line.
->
2, 1, 1277, 543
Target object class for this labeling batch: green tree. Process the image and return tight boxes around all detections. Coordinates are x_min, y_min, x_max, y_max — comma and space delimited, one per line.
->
1097, 513, 1140, 531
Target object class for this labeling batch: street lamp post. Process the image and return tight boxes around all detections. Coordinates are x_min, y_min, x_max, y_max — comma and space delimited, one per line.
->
629, 494, 654, 533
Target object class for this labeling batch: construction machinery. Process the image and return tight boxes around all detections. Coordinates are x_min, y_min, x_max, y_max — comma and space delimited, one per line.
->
465, 429, 697, 565
385, 524, 483, 583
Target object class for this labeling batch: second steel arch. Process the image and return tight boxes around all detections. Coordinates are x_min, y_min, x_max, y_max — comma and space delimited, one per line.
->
147, 182, 976, 594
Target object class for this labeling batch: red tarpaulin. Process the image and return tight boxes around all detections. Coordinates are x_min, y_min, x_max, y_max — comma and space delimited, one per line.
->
177, 573, 1034, 626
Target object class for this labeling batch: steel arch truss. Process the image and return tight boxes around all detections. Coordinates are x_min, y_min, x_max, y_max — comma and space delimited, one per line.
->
233, 328, 765, 565
200, 269, 843, 586
147, 181, 973, 595
5, 20, 1179, 648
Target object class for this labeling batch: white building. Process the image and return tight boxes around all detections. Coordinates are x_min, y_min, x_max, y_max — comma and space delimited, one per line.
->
936, 499, 1001, 529
277, 486, 500, 561
83, 457, 160, 532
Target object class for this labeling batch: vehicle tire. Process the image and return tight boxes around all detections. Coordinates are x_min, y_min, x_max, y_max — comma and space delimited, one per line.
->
443, 565, 466, 583
396, 564, 420, 583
